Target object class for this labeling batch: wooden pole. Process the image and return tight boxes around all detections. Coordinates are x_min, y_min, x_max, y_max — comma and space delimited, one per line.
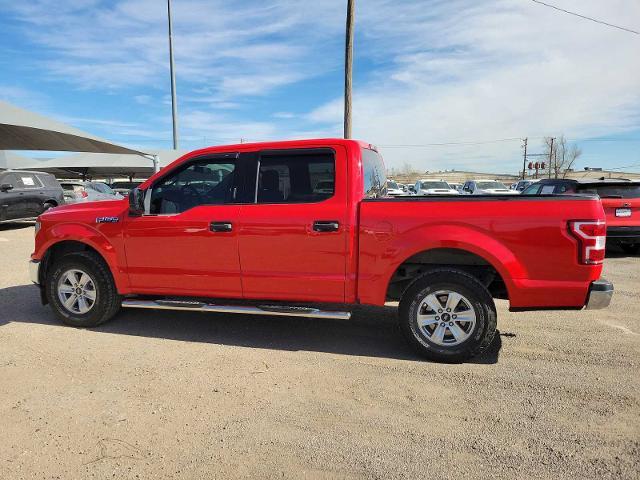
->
344, 0, 355, 139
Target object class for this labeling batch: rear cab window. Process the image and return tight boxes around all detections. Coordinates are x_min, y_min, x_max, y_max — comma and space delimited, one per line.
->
362, 148, 387, 198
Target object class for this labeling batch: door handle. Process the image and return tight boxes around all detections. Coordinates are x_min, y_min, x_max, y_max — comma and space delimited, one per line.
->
210, 221, 233, 232
313, 220, 340, 232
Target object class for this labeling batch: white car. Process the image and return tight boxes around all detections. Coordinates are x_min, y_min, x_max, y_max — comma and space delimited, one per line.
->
461, 180, 520, 195
386, 180, 405, 196
61, 181, 125, 203
414, 180, 459, 195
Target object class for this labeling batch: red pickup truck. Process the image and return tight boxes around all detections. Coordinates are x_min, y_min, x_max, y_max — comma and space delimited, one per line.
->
29, 139, 613, 362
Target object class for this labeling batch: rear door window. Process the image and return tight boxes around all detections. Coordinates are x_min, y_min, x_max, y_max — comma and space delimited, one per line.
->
256, 150, 335, 204
19, 174, 42, 188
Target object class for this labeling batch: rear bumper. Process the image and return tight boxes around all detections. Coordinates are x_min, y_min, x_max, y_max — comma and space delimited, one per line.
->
585, 279, 614, 310
29, 260, 40, 285
607, 226, 640, 241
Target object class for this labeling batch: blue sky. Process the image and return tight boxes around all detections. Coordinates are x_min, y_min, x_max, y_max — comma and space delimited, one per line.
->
1, 0, 639, 173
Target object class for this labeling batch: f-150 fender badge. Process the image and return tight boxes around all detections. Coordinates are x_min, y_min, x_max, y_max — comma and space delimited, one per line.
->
96, 216, 120, 224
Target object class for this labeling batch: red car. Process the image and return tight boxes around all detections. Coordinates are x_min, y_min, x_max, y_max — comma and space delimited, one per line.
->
29, 139, 612, 362
522, 178, 640, 254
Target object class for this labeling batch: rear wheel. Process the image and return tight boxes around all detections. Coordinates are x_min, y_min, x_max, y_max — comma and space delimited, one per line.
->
399, 269, 497, 363
45, 251, 121, 327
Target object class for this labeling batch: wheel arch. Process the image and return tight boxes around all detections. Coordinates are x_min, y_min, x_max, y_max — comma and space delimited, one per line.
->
39, 236, 126, 297
385, 246, 515, 303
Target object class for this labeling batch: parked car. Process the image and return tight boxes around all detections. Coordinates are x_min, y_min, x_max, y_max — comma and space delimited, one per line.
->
110, 181, 143, 196
0, 170, 64, 222
30, 139, 612, 363
513, 179, 539, 192
61, 181, 124, 204
462, 180, 519, 195
448, 182, 463, 192
386, 180, 404, 196
414, 180, 459, 195
522, 178, 640, 254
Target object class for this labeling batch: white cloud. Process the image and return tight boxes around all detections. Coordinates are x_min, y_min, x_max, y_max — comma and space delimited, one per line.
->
308, 0, 640, 171
3, 0, 639, 171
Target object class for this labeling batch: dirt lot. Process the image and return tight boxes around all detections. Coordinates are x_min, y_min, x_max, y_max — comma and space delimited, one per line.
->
0, 223, 638, 479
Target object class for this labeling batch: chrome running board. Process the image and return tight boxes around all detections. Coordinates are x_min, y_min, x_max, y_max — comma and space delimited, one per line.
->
121, 299, 351, 320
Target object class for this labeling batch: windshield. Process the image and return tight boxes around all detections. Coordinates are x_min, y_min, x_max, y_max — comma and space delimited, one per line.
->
90, 182, 116, 194
477, 181, 507, 190
387, 181, 399, 189
579, 184, 640, 199
421, 181, 450, 190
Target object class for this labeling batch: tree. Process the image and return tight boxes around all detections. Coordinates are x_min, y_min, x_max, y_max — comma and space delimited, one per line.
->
543, 135, 582, 179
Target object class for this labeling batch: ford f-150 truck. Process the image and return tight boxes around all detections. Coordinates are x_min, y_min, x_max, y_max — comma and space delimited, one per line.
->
29, 139, 613, 362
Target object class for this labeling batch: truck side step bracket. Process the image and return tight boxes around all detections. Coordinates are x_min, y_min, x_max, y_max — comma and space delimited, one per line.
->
121, 299, 352, 320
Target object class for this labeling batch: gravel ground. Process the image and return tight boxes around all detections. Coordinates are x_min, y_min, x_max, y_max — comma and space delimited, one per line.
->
0, 223, 638, 479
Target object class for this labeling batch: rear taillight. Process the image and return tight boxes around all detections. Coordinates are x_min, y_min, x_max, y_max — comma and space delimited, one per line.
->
569, 220, 606, 265
79, 190, 88, 198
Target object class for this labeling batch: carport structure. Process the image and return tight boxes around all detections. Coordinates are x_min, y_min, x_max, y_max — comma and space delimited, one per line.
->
16, 150, 186, 180
0, 100, 164, 174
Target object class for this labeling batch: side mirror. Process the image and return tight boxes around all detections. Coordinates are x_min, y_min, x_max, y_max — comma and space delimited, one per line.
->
129, 188, 145, 216
0, 183, 13, 192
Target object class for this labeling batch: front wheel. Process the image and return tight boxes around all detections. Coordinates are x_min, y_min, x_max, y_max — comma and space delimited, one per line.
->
45, 251, 121, 327
399, 269, 497, 363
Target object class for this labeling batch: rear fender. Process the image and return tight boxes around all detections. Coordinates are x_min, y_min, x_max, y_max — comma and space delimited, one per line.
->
381, 224, 524, 304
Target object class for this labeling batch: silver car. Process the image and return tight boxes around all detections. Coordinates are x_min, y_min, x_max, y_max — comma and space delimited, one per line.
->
61, 181, 124, 203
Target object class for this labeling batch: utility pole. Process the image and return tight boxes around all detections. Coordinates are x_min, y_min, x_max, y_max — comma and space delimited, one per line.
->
168, 0, 179, 149
522, 137, 528, 179
344, 0, 355, 139
548, 137, 555, 179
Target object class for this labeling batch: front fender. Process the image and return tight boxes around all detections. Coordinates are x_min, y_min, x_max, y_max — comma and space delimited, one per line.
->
34, 222, 129, 293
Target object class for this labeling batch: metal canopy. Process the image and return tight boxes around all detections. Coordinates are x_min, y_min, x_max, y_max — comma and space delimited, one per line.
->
0, 100, 146, 155
11, 150, 186, 179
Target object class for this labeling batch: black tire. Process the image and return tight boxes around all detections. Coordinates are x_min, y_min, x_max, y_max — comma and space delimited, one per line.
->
620, 243, 639, 255
398, 269, 497, 363
45, 251, 121, 327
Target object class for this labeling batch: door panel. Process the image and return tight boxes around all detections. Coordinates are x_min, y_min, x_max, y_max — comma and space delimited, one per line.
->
1, 174, 28, 220
124, 205, 242, 297
123, 153, 243, 297
238, 146, 348, 303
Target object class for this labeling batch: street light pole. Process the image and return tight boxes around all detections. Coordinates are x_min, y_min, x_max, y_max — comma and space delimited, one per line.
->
167, 0, 179, 149
344, 0, 355, 139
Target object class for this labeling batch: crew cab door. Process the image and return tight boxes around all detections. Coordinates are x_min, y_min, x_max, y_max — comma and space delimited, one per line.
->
238, 147, 348, 303
123, 153, 244, 297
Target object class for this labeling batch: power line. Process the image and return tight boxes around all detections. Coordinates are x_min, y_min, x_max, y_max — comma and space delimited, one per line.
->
530, 0, 639, 35
379, 138, 528, 147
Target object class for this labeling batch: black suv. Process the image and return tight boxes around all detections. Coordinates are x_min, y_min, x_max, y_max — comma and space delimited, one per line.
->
0, 170, 65, 222
522, 177, 640, 253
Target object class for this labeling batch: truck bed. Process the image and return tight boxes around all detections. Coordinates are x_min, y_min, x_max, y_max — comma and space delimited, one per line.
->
357, 194, 605, 309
